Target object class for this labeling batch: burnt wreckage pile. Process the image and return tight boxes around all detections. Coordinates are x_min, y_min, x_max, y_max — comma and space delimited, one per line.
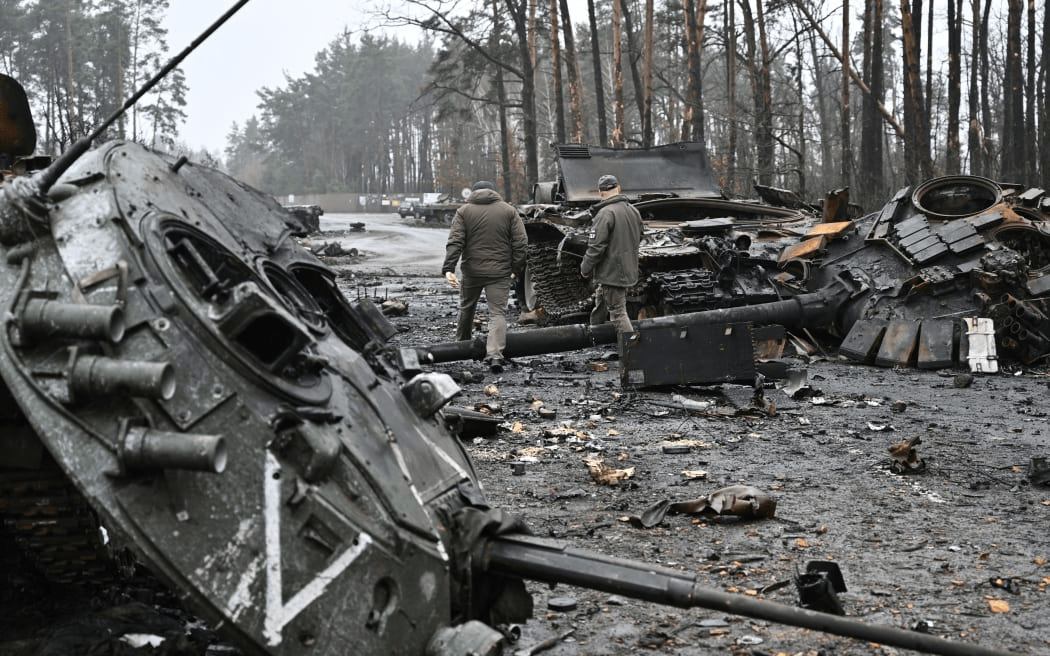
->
501, 143, 1050, 386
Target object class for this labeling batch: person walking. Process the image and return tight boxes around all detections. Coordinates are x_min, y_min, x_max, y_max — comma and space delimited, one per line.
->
580, 174, 643, 337
442, 180, 528, 372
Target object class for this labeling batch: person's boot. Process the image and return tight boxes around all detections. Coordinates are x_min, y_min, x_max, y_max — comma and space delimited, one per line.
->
484, 356, 505, 373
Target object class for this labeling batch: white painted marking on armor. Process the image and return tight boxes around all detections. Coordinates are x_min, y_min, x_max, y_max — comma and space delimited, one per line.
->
227, 555, 263, 622
203, 518, 262, 622
416, 429, 469, 479
198, 518, 256, 577
262, 452, 373, 646
386, 439, 450, 562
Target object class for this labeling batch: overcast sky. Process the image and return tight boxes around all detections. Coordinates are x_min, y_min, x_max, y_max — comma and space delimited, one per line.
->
162, 1, 408, 154
163, 0, 592, 156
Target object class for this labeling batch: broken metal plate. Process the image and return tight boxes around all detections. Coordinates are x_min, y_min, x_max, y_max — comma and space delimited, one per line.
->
838, 319, 889, 363
1028, 274, 1050, 296
915, 320, 957, 369
874, 321, 920, 367
621, 322, 756, 388
553, 142, 721, 203
778, 236, 827, 264
803, 221, 854, 240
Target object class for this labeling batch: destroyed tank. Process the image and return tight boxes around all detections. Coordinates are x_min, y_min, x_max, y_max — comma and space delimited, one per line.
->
0, 18, 1017, 656
513, 142, 1050, 372
516, 142, 852, 322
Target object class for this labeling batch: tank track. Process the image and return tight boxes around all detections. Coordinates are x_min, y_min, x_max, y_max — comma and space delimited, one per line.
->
525, 243, 594, 321
0, 466, 115, 585
647, 268, 729, 313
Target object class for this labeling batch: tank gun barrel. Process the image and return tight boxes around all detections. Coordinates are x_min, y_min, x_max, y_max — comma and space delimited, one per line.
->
418, 272, 859, 364
483, 534, 1013, 656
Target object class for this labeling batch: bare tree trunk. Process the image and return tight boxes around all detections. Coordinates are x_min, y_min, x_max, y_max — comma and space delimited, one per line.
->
125, 3, 141, 141
793, 23, 807, 199
724, 0, 737, 194
559, 0, 586, 143
1040, 0, 1050, 181
840, 0, 851, 187
979, 0, 992, 177
682, 0, 706, 145
946, 0, 961, 174
620, 0, 645, 139
756, 0, 774, 185
550, 0, 566, 143
967, 0, 984, 176
899, 0, 931, 183
641, 0, 654, 146
740, 0, 774, 185
587, 0, 608, 145
493, 0, 512, 198
925, 0, 933, 123
612, 0, 625, 147
505, 0, 539, 191
64, 2, 78, 144
1001, 0, 1024, 181
529, 0, 536, 71
1024, 0, 1035, 180
860, 0, 886, 208
681, 0, 696, 141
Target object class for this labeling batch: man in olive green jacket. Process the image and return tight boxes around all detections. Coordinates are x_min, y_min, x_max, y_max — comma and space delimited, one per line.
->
580, 174, 643, 335
442, 180, 527, 372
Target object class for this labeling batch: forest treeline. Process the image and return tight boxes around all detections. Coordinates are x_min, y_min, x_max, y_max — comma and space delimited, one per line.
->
3, 0, 1048, 212
0, 0, 191, 160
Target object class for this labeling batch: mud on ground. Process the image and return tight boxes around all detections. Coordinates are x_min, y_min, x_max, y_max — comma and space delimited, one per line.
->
1, 265, 1047, 656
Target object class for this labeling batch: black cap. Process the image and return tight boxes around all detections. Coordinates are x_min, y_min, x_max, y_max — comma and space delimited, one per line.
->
597, 174, 619, 191
471, 180, 496, 191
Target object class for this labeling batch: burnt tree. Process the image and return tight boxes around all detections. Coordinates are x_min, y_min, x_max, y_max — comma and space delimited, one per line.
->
860, 0, 886, 207
611, 0, 625, 147
559, 0, 586, 143
899, 0, 932, 183
586, 0, 608, 145
1000, 0, 1024, 182
550, 0, 566, 144
945, 0, 962, 174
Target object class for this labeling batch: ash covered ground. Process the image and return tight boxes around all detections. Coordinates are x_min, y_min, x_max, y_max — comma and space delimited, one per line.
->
1, 215, 1047, 656
369, 272, 1050, 656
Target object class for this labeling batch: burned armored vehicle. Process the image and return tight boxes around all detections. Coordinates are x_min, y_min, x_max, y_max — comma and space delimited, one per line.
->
823, 175, 1050, 369
441, 143, 1050, 384
516, 142, 850, 323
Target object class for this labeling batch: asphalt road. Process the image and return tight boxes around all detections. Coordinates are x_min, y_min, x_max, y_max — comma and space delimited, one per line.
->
302, 212, 449, 276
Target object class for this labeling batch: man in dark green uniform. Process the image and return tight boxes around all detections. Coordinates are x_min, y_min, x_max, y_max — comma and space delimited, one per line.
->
442, 180, 527, 372
580, 174, 643, 336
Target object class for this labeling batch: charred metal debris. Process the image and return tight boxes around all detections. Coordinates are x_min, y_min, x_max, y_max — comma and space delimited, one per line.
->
430, 143, 1050, 389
